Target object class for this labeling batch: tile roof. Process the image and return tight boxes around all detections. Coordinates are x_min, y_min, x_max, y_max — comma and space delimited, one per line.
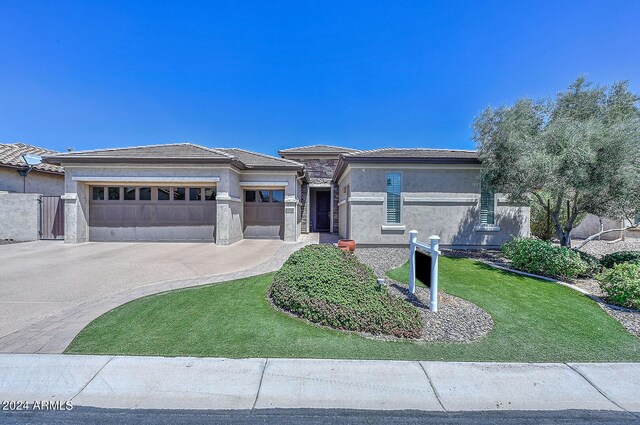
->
217, 148, 304, 168
278, 144, 359, 155
44, 143, 305, 171
342, 148, 479, 160
45, 143, 233, 160
0, 143, 64, 174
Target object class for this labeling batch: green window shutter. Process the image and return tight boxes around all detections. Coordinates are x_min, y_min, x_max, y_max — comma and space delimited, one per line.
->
386, 173, 401, 224
480, 184, 495, 225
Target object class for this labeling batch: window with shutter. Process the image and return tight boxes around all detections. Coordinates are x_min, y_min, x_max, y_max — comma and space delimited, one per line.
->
386, 173, 401, 224
480, 183, 495, 225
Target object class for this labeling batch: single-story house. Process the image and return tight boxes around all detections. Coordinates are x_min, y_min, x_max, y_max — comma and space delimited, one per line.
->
0, 143, 64, 195
44, 143, 530, 247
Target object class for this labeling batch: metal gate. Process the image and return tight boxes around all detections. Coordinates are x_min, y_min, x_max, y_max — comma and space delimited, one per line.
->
40, 196, 65, 240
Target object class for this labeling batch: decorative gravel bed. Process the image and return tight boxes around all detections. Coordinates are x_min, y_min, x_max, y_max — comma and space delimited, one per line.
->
575, 238, 640, 258
355, 247, 494, 342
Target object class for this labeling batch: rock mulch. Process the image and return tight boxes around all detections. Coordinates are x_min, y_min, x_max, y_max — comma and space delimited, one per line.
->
575, 238, 640, 258
355, 247, 494, 343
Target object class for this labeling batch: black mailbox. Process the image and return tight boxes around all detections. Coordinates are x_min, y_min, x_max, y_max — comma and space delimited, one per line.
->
415, 250, 432, 287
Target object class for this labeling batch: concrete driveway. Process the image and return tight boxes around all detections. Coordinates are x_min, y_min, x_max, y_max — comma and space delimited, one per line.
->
0, 240, 283, 339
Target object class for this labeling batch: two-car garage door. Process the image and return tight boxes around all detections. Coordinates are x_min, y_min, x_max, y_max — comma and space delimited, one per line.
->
89, 186, 217, 242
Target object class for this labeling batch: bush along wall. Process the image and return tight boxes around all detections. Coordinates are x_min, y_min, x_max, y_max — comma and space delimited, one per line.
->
501, 237, 588, 278
269, 244, 423, 338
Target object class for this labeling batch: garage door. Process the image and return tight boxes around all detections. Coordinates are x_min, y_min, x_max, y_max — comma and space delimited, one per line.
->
243, 189, 285, 239
89, 186, 217, 242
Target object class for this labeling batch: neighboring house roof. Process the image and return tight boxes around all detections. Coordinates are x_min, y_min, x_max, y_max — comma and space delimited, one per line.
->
0, 143, 64, 174
278, 144, 359, 156
332, 148, 480, 182
44, 143, 305, 172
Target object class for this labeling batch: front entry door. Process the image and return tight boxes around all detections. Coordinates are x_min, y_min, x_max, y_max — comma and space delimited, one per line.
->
315, 191, 331, 231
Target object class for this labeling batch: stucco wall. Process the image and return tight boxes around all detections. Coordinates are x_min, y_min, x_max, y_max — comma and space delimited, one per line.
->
0, 167, 64, 196
0, 193, 41, 241
572, 214, 640, 241
339, 165, 530, 247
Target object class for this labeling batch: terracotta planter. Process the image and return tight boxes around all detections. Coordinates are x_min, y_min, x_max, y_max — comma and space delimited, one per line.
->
338, 239, 356, 252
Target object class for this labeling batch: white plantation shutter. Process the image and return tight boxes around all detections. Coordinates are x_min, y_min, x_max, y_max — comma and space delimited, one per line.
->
480, 184, 495, 225
386, 173, 401, 223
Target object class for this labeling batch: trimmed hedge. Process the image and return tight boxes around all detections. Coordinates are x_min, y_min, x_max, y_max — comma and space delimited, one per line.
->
269, 245, 423, 338
600, 251, 640, 269
596, 262, 640, 310
501, 237, 588, 278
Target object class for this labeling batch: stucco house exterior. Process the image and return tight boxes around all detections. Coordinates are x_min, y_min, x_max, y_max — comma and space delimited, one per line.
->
44, 144, 306, 244
332, 148, 530, 248
44, 143, 530, 247
0, 143, 64, 195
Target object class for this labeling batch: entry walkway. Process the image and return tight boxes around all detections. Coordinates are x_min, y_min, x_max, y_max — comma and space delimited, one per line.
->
0, 235, 320, 354
0, 355, 638, 413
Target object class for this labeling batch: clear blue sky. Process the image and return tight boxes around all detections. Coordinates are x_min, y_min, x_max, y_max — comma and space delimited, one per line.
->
1, 1, 639, 156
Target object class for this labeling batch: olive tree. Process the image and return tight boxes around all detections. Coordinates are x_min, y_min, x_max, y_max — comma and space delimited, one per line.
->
473, 77, 640, 247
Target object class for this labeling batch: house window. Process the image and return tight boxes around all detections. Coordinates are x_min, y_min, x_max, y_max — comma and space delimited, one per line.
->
386, 173, 401, 224
480, 183, 495, 225
108, 187, 120, 201
139, 187, 151, 201
92, 187, 104, 200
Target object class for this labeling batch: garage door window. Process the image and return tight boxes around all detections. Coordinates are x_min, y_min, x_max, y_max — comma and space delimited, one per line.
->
245, 191, 256, 202
92, 187, 105, 200
272, 190, 284, 202
124, 187, 136, 201
158, 187, 171, 201
258, 190, 270, 202
173, 187, 186, 201
139, 187, 151, 201
108, 187, 120, 200
205, 188, 216, 201
189, 188, 201, 201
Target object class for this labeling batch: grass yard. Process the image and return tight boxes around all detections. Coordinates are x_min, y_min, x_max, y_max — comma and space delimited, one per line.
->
66, 257, 640, 362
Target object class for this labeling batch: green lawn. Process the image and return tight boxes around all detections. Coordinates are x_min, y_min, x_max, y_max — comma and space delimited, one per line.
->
66, 257, 640, 362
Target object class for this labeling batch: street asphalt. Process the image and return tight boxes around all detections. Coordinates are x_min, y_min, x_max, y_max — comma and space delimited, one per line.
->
3, 407, 640, 425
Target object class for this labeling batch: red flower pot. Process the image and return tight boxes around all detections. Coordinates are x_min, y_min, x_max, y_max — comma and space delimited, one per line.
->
338, 239, 356, 252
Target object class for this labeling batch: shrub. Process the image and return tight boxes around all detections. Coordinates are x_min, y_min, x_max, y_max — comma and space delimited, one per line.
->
571, 249, 602, 276
501, 237, 588, 278
596, 262, 640, 310
600, 251, 640, 269
269, 244, 423, 338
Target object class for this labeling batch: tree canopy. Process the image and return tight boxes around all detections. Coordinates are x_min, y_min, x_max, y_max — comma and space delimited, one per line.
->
473, 77, 640, 247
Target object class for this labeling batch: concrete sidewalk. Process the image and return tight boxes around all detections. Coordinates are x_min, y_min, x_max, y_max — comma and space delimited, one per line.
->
0, 354, 639, 413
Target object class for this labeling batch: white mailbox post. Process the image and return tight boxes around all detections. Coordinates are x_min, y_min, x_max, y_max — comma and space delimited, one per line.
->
409, 230, 441, 312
